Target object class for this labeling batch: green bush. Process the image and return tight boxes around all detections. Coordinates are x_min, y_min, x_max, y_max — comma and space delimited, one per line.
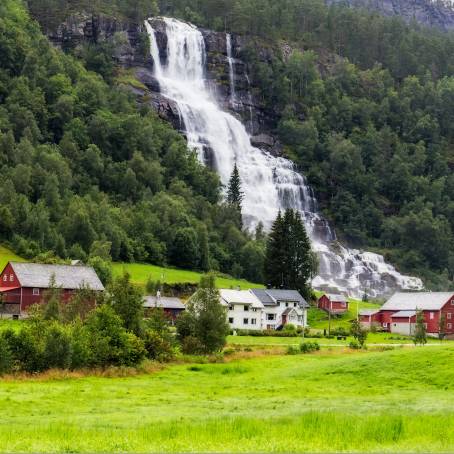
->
349, 340, 361, 350
300, 342, 320, 354
143, 329, 174, 362
43, 323, 72, 369
283, 324, 297, 332
0, 332, 13, 375
287, 345, 300, 355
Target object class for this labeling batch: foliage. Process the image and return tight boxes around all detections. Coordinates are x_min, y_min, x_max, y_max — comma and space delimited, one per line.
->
227, 162, 244, 228
0, 0, 264, 287
350, 319, 368, 347
299, 341, 320, 353
264, 209, 315, 299
107, 272, 144, 335
176, 274, 229, 353
413, 310, 427, 346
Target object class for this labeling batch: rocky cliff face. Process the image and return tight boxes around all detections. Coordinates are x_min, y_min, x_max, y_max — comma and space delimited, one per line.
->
48, 14, 281, 157
327, 0, 454, 30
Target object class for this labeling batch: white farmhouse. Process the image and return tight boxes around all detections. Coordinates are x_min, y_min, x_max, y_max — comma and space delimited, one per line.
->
220, 289, 265, 330
251, 289, 309, 330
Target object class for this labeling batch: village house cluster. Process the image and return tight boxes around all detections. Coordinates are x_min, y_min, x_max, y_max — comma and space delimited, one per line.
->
1, 261, 454, 338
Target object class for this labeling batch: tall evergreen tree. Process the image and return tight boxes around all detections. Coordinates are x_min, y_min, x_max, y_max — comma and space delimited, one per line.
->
227, 162, 244, 228
264, 209, 315, 299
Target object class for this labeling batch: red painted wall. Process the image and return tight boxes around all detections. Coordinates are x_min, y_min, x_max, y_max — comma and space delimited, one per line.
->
318, 295, 348, 312
0, 263, 19, 289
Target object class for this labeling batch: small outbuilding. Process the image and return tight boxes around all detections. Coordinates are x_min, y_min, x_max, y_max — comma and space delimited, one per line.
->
143, 294, 185, 323
318, 293, 349, 315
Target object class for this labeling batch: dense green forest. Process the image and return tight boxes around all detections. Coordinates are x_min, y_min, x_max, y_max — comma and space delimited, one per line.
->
0, 0, 265, 283
156, 0, 454, 288
7, 0, 454, 289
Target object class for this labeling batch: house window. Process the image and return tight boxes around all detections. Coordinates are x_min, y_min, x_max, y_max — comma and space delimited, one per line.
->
294, 303, 297, 307
243, 318, 249, 325
244, 305, 249, 312
430, 312, 434, 320
285, 302, 289, 307
252, 308, 257, 312
448, 323, 452, 329
267, 314, 275, 321
228, 317, 234, 324
33, 288, 40, 296
383, 322, 388, 328
229, 305, 233, 311
451, 300, 454, 305
9, 274, 13, 282
251, 319, 257, 325
448, 313, 452, 320
2, 275, 7, 282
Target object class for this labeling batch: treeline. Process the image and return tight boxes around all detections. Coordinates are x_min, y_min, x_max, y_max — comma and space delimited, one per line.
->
159, 0, 454, 288
0, 273, 230, 375
0, 0, 265, 283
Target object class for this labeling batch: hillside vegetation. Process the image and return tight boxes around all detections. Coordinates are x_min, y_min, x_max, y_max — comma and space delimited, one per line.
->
0, 0, 266, 285
153, 0, 454, 290
0, 347, 453, 451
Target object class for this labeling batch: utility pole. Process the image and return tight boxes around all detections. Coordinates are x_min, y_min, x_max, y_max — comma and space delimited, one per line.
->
328, 298, 332, 336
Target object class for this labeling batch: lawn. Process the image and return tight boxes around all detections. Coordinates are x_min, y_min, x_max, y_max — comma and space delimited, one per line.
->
308, 300, 382, 331
0, 347, 453, 452
0, 245, 24, 270
112, 262, 264, 290
227, 332, 446, 347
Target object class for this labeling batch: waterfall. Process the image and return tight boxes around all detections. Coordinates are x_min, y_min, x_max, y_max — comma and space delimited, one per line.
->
226, 34, 236, 108
145, 17, 424, 298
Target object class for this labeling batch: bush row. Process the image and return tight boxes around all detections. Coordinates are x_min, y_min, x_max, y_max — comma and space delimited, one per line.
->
287, 342, 321, 355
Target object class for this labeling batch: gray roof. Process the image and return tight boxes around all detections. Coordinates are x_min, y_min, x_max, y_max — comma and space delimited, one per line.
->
382, 292, 453, 311
10, 262, 104, 291
144, 295, 185, 310
325, 293, 348, 303
392, 310, 417, 318
251, 289, 309, 308
359, 309, 380, 316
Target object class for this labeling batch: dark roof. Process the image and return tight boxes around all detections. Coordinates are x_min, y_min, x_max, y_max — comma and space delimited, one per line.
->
251, 289, 309, 308
9, 262, 104, 291
144, 295, 185, 310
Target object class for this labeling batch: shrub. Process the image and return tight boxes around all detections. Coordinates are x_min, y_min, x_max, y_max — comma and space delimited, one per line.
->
4, 327, 44, 373
349, 340, 361, 349
300, 342, 320, 353
43, 323, 72, 369
0, 332, 13, 375
287, 345, 300, 355
223, 347, 236, 356
283, 324, 296, 332
181, 335, 205, 354
70, 321, 92, 369
143, 329, 174, 362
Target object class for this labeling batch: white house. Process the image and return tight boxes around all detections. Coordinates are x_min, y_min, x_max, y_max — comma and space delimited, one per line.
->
251, 289, 309, 330
219, 289, 265, 330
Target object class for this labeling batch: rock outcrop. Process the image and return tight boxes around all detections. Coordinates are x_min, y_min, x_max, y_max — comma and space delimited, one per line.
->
327, 0, 454, 30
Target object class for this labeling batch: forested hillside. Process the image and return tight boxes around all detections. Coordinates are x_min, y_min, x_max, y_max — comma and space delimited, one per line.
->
156, 0, 454, 288
0, 0, 265, 283
8, 0, 454, 290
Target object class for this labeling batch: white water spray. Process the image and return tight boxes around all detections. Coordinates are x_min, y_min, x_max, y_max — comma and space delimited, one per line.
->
145, 17, 423, 298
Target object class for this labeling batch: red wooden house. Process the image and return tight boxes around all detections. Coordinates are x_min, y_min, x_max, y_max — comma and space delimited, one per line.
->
0, 262, 104, 318
318, 293, 349, 315
359, 292, 454, 337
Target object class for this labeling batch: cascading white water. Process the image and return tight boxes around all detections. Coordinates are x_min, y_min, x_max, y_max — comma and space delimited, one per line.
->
145, 17, 424, 298
226, 34, 236, 108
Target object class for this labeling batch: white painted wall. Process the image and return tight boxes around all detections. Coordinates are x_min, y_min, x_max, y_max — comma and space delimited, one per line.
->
390, 322, 415, 336
227, 303, 263, 330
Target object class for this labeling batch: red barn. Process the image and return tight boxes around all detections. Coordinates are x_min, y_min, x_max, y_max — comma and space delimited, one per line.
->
318, 293, 349, 315
359, 292, 454, 337
0, 262, 104, 318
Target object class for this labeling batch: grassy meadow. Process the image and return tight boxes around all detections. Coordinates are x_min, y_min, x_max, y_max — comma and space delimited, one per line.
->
112, 262, 264, 290
0, 346, 453, 452
0, 245, 24, 270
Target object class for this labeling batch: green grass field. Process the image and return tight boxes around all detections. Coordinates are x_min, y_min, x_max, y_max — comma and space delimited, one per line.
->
0, 347, 453, 452
308, 300, 382, 330
0, 245, 24, 270
227, 332, 445, 346
112, 262, 264, 290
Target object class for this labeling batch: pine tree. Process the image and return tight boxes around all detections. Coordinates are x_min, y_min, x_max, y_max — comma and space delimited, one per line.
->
264, 209, 315, 299
227, 162, 244, 227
